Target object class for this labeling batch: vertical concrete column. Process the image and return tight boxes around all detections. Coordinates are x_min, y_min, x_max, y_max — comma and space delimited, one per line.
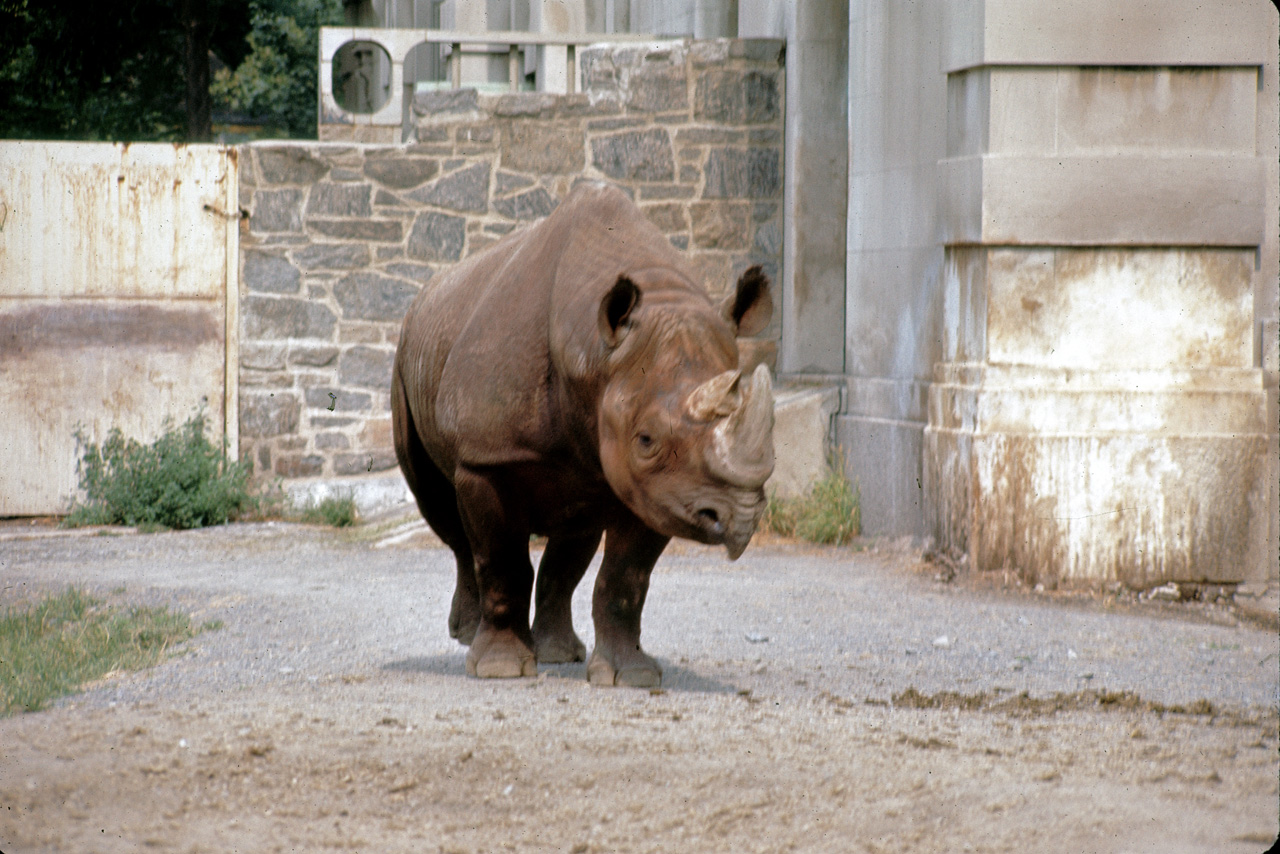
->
926, 0, 1279, 588
532, 0, 587, 93
836, 0, 947, 536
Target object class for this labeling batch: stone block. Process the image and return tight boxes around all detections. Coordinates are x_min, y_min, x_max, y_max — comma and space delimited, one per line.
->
493, 188, 557, 221
339, 346, 396, 389
334, 272, 420, 322
704, 147, 781, 198
591, 129, 675, 182
243, 251, 300, 294
413, 88, 479, 115
502, 123, 585, 174
240, 342, 287, 371
642, 203, 689, 234
690, 202, 751, 249
307, 219, 403, 242
334, 451, 398, 475
495, 171, 535, 194
275, 454, 324, 478
240, 392, 301, 437
406, 162, 490, 212
305, 182, 371, 217
695, 70, 781, 124
251, 189, 304, 233
383, 262, 435, 284
257, 148, 329, 184
293, 243, 371, 271
305, 388, 371, 411
769, 386, 841, 500
288, 345, 338, 367
628, 66, 689, 112
315, 432, 350, 450
362, 158, 440, 190
244, 296, 337, 341
407, 212, 466, 262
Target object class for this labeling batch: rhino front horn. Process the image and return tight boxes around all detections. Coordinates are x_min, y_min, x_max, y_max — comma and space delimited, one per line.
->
705, 364, 775, 489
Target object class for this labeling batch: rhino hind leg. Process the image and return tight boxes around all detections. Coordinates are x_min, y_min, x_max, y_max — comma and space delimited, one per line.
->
587, 520, 669, 688
392, 372, 481, 644
532, 529, 602, 663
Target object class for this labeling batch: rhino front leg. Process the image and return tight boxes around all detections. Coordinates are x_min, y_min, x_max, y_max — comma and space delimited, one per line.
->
588, 518, 670, 688
533, 528, 603, 663
455, 468, 537, 678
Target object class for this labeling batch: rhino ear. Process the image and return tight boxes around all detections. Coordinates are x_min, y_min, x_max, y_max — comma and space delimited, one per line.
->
721, 265, 772, 337
599, 275, 641, 347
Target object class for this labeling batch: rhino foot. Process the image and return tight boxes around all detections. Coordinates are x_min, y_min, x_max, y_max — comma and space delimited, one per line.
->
533, 628, 587, 664
586, 648, 662, 688
466, 627, 536, 679
449, 592, 481, 647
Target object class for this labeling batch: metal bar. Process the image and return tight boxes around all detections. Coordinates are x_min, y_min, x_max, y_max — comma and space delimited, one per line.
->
323, 26, 659, 47
450, 42, 462, 88
509, 44, 520, 92
567, 44, 576, 95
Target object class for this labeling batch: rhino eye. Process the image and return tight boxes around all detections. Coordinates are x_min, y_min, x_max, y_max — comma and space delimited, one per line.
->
634, 432, 659, 457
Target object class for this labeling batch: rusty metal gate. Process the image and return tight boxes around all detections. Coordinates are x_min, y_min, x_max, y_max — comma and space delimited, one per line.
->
0, 142, 239, 516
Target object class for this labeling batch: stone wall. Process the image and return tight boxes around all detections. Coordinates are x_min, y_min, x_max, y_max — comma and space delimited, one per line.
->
238, 38, 785, 482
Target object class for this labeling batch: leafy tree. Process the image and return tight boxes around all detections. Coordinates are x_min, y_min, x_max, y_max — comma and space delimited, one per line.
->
211, 0, 345, 138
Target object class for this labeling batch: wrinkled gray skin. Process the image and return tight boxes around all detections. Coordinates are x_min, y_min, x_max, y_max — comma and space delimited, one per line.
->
391, 182, 775, 687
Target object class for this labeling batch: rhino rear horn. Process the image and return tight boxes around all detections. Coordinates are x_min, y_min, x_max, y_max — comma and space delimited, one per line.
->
685, 369, 741, 422
707, 364, 775, 488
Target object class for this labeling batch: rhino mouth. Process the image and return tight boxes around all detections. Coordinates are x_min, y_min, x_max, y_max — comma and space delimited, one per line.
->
681, 494, 765, 560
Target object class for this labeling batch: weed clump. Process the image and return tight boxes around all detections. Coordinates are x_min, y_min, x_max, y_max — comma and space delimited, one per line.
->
65, 412, 256, 530
293, 494, 359, 528
761, 467, 860, 546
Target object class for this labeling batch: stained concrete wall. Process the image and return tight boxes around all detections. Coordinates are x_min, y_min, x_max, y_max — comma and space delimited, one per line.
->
924, 0, 1279, 588
242, 39, 784, 482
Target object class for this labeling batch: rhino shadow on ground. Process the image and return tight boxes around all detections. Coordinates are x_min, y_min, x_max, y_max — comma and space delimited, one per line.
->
382, 655, 736, 694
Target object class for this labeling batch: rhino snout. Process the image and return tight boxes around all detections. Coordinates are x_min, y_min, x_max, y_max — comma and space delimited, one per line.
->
695, 507, 726, 538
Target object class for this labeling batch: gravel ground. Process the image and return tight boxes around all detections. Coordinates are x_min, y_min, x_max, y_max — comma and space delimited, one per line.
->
1, 514, 1277, 853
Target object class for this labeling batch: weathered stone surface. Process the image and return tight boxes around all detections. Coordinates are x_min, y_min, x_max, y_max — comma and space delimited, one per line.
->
455, 124, 494, 144
334, 451, 398, 475
493, 187, 556, 221
240, 342, 288, 371
691, 202, 751, 249
293, 243, 371, 270
315, 432, 350, 450
257, 149, 329, 184
305, 388, 371, 411
244, 296, 337, 340
414, 88, 478, 115
492, 93, 557, 117
503, 123, 585, 174
288, 345, 339, 367
251, 189, 304, 233
495, 171, 535, 195
275, 454, 324, 478
628, 67, 689, 112
306, 182, 372, 217
383, 262, 435, 283
591, 129, 675, 182
311, 415, 355, 428
677, 127, 744, 145
243, 251, 301, 294
307, 219, 403, 242
359, 158, 437, 190
334, 272, 420, 321
704, 147, 781, 198
753, 217, 783, 256
374, 189, 405, 206
701, 71, 778, 126
339, 346, 395, 388
406, 162, 490, 212
643, 203, 689, 233
407, 211, 466, 262
241, 392, 301, 437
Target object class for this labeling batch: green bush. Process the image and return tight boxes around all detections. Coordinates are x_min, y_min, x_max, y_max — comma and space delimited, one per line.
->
292, 494, 359, 528
65, 412, 256, 530
761, 466, 861, 546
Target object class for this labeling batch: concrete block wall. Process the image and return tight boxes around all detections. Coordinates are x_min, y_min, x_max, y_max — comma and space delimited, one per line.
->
238, 38, 785, 483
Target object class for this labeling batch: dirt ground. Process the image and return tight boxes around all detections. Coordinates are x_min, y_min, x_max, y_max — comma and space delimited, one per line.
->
0, 517, 1277, 854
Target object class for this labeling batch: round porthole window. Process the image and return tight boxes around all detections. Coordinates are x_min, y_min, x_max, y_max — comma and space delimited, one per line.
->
333, 40, 392, 114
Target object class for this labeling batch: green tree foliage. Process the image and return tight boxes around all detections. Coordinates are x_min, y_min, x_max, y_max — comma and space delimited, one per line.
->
0, 0, 340, 141
211, 0, 345, 138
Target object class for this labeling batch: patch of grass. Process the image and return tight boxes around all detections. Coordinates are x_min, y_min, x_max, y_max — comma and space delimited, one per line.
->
291, 494, 359, 528
0, 588, 215, 715
761, 466, 861, 546
64, 412, 257, 530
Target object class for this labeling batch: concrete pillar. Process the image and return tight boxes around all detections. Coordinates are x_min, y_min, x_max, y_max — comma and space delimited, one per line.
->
926, 0, 1279, 588
837, 0, 946, 536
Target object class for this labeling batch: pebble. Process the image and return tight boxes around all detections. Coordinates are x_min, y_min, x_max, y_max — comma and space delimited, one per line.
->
932, 635, 952, 649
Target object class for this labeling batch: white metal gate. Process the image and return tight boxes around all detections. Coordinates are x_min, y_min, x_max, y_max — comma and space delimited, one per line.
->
0, 142, 239, 516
